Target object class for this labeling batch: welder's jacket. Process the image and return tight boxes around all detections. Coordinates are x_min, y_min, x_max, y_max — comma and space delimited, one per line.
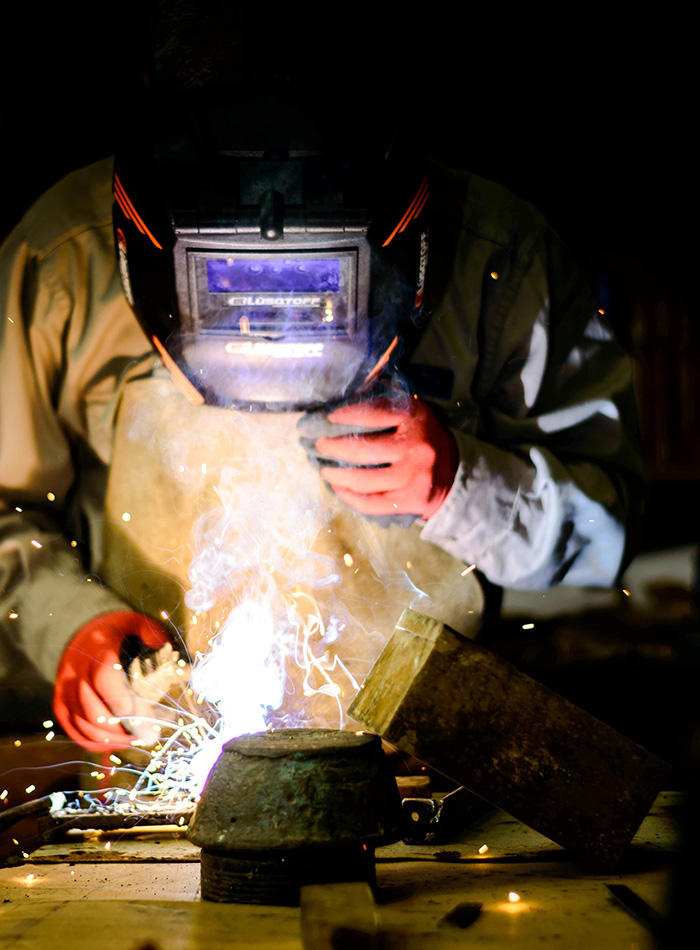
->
0, 157, 645, 686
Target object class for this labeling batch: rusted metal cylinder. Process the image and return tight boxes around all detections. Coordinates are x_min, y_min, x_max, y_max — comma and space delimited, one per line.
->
187, 728, 403, 905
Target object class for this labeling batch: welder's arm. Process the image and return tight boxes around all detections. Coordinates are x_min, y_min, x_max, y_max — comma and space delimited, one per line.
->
418, 241, 645, 591
0, 216, 150, 686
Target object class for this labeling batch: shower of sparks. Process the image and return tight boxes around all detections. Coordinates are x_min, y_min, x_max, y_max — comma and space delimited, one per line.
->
54, 590, 364, 816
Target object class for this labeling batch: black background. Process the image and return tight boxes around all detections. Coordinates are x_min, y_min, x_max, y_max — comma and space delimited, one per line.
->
1, 7, 697, 547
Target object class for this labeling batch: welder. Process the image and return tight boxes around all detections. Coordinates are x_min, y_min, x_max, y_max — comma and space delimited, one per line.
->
0, 5, 645, 752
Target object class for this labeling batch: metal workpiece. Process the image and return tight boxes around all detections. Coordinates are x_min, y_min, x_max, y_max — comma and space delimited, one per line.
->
187, 728, 404, 904
402, 786, 493, 844
349, 608, 673, 869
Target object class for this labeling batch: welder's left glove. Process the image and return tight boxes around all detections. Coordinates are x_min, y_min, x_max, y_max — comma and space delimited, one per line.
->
53, 611, 180, 753
311, 395, 458, 521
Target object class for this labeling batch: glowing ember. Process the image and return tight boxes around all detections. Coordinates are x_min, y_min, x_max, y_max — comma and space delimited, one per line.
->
508, 891, 521, 903
25, 785, 36, 795
478, 844, 488, 854
460, 564, 476, 576
522, 623, 535, 630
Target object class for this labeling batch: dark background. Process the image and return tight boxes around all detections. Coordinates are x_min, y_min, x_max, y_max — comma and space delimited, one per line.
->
1, 8, 697, 548
0, 8, 698, 789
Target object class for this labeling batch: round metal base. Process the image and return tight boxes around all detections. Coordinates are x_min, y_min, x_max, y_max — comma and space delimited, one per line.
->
200, 846, 376, 906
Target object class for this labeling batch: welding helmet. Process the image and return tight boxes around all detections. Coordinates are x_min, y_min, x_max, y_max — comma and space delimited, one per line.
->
112, 85, 429, 410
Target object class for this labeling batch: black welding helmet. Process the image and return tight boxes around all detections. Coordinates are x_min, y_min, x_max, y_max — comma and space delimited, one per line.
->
112, 85, 429, 410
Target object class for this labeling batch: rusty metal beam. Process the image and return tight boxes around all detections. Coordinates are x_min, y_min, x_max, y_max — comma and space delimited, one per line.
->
348, 608, 671, 868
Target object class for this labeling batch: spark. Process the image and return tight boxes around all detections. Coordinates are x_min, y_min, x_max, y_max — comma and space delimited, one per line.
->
109, 755, 122, 765
622, 589, 631, 597
31, 539, 43, 549
13, 740, 21, 747
25, 785, 36, 794
47, 492, 56, 502
478, 844, 489, 854
0, 790, 7, 800
522, 623, 535, 630
43, 720, 53, 728
490, 271, 499, 279
508, 892, 521, 903
46, 732, 55, 741
8, 611, 18, 620
26, 874, 35, 882
71, 540, 77, 547
122, 512, 131, 522
113, 663, 123, 671
104, 841, 112, 851
461, 564, 476, 576
201, 463, 208, 474
343, 553, 354, 567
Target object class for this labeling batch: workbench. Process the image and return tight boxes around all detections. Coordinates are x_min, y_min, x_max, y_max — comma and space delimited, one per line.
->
0, 791, 677, 948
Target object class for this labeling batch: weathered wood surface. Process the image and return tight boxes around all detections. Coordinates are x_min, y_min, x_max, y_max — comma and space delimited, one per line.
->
0, 797, 677, 949
348, 609, 672, 868
300, 882, 378, 949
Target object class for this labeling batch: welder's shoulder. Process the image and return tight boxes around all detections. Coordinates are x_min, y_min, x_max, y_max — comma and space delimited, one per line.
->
14, 157, 115, 259
428, 158, 547, 252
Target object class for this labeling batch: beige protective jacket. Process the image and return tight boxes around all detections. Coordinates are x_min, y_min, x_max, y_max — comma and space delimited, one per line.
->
0, 157, 645, 686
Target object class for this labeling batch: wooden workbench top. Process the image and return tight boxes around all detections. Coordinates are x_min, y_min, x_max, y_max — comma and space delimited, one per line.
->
0, 792, 678, 948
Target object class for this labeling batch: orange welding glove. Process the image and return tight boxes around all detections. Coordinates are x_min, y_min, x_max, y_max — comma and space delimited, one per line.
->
315, 395, 458, 520
53, 611, 172, 752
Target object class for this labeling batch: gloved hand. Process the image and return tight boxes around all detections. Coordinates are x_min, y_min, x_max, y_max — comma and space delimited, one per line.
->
311, 394, 458, 521
53, 611, 175, 752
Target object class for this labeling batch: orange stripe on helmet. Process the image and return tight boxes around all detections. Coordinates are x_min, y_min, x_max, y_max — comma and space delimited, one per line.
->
151, 335, 206, 405
361, 335, 400, 387
382, 176, 429, 247
113, 175, 163, 250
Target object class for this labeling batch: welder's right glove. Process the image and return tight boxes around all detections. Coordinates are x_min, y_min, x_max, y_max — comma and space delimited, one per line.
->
298, 392, 458, 527
53, 610, 178, 752
297, 409, 419, 528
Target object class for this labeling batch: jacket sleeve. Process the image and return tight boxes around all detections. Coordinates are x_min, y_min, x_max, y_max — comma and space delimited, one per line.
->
421, 205, 645, 591
0, 219, 141, 684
